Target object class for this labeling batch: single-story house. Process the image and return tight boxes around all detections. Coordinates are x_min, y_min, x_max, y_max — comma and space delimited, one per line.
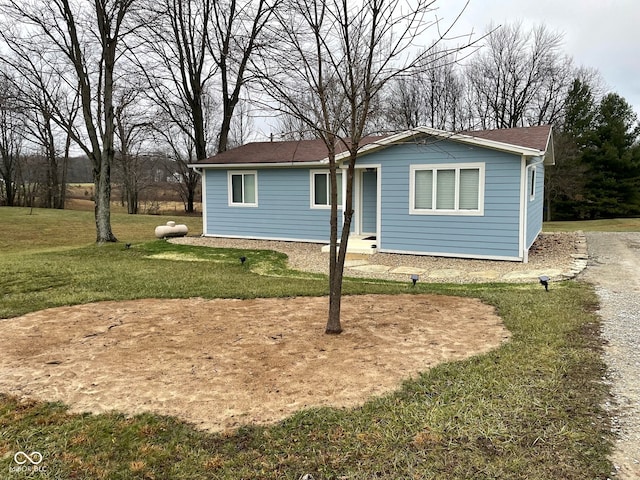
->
190, 125, 554, 262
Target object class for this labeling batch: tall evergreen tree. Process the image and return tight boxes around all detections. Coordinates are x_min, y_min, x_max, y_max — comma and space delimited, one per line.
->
546, 78, 596, 220
563, 79, 597, 145
582, 93, 640, 218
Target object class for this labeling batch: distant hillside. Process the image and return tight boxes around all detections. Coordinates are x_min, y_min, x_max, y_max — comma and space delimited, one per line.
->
66, 156, 93, 183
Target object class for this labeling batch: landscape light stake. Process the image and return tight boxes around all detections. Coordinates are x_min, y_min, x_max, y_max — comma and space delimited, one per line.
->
539, 275, 550, 291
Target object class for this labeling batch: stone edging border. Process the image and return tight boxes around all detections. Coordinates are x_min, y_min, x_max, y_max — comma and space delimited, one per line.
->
561, 230, 588, 280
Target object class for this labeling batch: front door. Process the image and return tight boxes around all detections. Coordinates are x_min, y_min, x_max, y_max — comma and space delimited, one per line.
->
360, 169, 377, 236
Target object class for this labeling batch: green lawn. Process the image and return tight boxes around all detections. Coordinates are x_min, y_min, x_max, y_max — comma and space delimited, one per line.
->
545, 217, 640, 232
0, 207, 203, 254
0, 207, 614, 479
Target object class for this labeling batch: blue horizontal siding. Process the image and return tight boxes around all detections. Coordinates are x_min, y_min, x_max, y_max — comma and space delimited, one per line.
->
204, 168, 332, 242
201, 137, 528, 260
358, 140, 523, 258
526, 160, 544, 248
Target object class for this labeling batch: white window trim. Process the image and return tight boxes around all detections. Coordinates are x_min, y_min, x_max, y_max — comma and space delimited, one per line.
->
227, 170, 258, 207
409, 162, 485, 216
529, 167, 537, 201
310, 169, 342, 210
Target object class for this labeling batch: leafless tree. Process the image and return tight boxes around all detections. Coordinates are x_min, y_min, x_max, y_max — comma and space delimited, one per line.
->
17, 71, 80, 209
258, 0, 476, 333
467, 22, 573, 129
134, 0, 276, 170
274, 112, 318, 140
0, 71, 24, 207
114, 85, 155, 214
0, 48, 81, 210
152, 118, 203, 213
0, 0, 137, 242
209, 0, 279, 153
226, 98, 256, 149
134, 0, 217, 167
383, 45, 470, 131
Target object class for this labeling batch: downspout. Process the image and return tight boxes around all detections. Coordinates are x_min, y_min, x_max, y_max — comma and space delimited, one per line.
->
192, 167, 206, 236
522, 156, 545, 263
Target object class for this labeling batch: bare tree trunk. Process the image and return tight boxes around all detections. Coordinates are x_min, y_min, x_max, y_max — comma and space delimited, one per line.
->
211, 0, 275, 153
59, 146, 68, 209
327, 156, 355, 334
326, 145, 341, 333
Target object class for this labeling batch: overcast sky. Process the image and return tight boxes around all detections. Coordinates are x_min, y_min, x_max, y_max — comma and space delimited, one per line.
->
437, 0, 640, 116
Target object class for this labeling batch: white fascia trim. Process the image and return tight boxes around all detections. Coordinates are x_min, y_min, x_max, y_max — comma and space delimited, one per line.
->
188, 161, 329, 169
543, 128, 555, 165
377, 248, 523, 262
202, 233, 329, 244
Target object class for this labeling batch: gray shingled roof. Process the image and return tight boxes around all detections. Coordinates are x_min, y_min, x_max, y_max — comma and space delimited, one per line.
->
461, 125, 552, 152
196, 136, 386, 165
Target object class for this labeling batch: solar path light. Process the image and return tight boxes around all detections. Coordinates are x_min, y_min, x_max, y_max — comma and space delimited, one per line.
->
539, 275, 550, 291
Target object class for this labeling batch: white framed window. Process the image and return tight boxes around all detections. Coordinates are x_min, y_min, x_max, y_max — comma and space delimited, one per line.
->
410, 163, 485, 215
529, 167, 537, 201
310, 170, 343, 209
228, 171, 258, 207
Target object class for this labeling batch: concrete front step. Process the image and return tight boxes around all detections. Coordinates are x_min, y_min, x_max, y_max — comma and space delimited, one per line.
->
320, 237, 377, 255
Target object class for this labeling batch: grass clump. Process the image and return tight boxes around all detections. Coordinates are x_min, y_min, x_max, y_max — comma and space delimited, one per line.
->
544, 217, 640, 232
0, 207, 613, 478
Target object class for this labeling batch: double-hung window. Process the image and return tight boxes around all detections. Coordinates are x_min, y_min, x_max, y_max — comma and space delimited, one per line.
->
228, 171, 257, 206
310, 170, 342, 208
410, 163, 484, 215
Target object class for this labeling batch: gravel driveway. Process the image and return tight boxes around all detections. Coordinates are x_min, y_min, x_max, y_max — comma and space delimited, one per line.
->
579, 232, 640, 479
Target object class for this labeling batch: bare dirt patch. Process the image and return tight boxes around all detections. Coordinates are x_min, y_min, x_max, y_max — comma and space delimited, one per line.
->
0, 295, 509, 432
